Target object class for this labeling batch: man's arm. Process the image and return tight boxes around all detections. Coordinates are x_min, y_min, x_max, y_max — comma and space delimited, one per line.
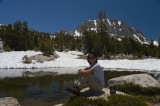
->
78, 68, 94, 74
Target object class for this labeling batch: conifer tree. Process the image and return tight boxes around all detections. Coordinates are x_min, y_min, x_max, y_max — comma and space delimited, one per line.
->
97, 10, 110, 56
158, 38, 160, 58
0, 20, 54, 54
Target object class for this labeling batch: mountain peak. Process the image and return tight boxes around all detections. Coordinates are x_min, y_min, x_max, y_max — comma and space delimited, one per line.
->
75, 19, 150, 44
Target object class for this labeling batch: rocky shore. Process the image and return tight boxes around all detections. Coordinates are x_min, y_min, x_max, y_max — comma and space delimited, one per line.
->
0, 97, 21, 106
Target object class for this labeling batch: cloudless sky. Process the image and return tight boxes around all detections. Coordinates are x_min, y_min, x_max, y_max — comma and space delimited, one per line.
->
0, 0, 160, 40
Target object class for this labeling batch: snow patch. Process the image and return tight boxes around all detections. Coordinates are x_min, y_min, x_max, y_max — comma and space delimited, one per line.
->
0, 51, 160, 71
91, 28, 97, 31
143, 42, 150, 45
118, 21, 121, 26
74, 30, 81, 36
110, 34, 115, 36
107, 19, 112, 26
0, 51, 160, 78
133, 34, 143, 44
154, 41, 159, 46
93, 20, 97, 26
118, 38, 122, 41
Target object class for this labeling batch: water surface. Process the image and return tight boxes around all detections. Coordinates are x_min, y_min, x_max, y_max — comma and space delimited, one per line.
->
0, 68, 159, 106
0, 68, 79, 106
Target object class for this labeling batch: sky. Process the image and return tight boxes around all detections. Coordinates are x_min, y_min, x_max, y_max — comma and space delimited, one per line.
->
0, 0, 160, 40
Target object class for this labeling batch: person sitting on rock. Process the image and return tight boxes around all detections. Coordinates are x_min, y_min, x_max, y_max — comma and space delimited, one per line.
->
65, 51, 104, 95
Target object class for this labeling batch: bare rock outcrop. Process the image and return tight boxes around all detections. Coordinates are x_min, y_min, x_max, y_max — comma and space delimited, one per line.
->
0, 97, 21, 106
29, 52, 59, 63
108, 74, 160, 88
23, 52, 59, 64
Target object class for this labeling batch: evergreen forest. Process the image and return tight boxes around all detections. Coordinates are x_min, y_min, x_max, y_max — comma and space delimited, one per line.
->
0, 11, 160, 58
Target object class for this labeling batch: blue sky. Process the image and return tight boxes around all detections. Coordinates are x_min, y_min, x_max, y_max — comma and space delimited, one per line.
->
0, 0, 160, 40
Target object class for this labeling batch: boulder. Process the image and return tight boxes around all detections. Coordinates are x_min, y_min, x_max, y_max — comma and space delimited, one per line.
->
23, 52, 59, 63
154, 73, 160, 84
108, 74, 160, 88
29, 54, 58, 63
0, 97, 21, 106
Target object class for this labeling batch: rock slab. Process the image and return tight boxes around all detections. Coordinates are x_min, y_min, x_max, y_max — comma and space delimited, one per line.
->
0, 97, 21, 106
108, 74, 160, 88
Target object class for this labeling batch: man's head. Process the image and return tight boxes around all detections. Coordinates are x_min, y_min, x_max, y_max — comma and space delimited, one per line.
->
87, 51, 98, 65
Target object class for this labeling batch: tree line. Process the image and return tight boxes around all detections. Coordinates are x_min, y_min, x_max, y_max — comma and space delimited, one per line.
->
0, 11, 160, 58
81, 10, 160, 58
0, 21, 54, 56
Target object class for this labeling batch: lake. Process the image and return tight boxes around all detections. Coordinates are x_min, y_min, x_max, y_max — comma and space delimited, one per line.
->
0, 68, 159, 106
0, 68, 80, 106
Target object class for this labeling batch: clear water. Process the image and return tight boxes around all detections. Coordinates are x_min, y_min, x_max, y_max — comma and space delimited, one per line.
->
0, 69, 78, 106
0, 68, 159, 106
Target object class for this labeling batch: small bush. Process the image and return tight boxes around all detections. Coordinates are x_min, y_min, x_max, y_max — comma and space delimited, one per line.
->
64, 96, 108, 106
64, 94, 148, 106
22, 55, 32, 64
3, 45, 12, 51
116, 83, 160, 96
106, 94, 148, 106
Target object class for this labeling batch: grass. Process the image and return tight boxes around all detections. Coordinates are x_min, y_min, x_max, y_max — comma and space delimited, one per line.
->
64, 94, 148, 106
116, 83, 160, 96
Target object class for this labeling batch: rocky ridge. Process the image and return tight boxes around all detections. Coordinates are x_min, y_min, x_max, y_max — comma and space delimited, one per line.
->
75, 19, 149, 44
54, 18, 151, 45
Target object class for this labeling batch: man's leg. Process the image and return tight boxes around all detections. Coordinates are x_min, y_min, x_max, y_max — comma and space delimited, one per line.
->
87, 74, 103, 91
76, 73, 103, 92
65, 73, 103, 95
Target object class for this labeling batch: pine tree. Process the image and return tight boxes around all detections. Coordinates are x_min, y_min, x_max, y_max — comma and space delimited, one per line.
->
97, 10, 110, 55
97, 10, 108, 33
158, 38, 160, 58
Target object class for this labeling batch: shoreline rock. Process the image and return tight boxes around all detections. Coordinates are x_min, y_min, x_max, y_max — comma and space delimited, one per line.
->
0, 97, 21, 106
108, 74, 160, 88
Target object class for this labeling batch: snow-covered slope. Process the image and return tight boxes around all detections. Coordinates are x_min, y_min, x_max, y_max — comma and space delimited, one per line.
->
0, 51, 160, 71
0, 51, 160, 78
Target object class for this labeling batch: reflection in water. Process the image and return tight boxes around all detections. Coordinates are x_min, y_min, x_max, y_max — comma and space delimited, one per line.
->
28, 83, 42, 97
0, 74, 77, 106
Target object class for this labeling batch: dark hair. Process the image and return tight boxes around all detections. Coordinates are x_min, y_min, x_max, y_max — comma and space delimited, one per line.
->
87, 51, 98, 65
